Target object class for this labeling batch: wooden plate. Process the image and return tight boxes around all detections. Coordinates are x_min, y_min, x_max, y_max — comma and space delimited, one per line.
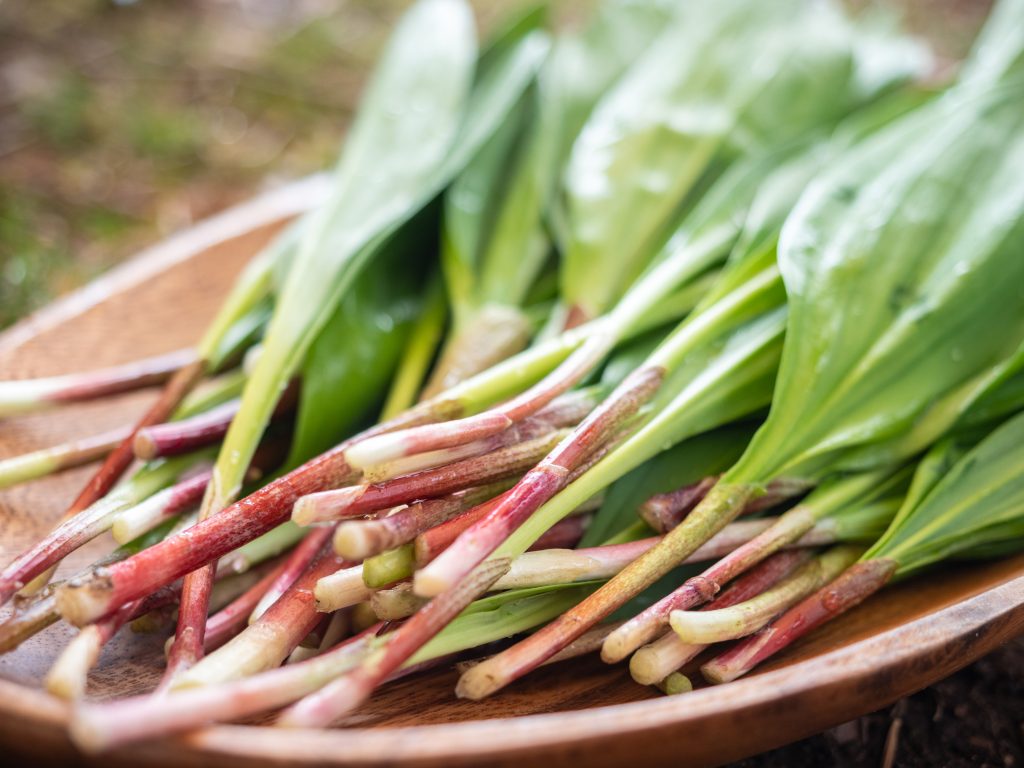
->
1, 178, 1022, 768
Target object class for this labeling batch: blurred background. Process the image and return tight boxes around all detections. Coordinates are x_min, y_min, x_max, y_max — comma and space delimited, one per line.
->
0, 0, 1020, 765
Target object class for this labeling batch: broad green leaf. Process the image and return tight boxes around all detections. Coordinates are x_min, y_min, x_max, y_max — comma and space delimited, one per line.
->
442, 15, 550, 316
209, 0, 478, 506
285, 226, 427, 465
726, 80, 1024, 484
866, 410, 1024, 574
559, 0, 916, 321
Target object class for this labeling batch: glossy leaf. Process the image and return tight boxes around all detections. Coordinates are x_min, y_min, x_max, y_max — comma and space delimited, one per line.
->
866, 410, 1024, 574
726, 79, 1024, 485
558, 0, 923, 321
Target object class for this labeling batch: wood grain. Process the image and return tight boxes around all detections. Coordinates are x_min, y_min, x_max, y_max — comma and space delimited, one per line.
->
0, 178, 1022, 767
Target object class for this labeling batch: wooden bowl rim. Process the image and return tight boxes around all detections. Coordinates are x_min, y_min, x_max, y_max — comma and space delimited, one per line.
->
1, 176, 1022, 766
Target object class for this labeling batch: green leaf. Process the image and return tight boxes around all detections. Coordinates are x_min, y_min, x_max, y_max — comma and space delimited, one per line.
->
866, 410, 1024, 574
285, 224, 427, 465
442, 19, 550, 317
727, 79, 1024, 484
558, 0, 912, 321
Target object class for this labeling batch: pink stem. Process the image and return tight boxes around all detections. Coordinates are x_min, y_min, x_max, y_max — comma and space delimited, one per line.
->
251, 527, 334, 620
414, 368, 664, 597
134, 380, 298, 460
276, 559, 510, 728
204, 559, 289, 652
333, 482, 510, 560
347, 332, 618, 466
44, 348, 197, 405
55, 407, 434, 627
701, 558, 897, 683
134, 400, 240, 460
70, 625, 383, 752
529, 515, 589, 550
640, 476, 807, 534
639, 477, 719, 533
294, 426, 569, 524
0, 359, 207, 607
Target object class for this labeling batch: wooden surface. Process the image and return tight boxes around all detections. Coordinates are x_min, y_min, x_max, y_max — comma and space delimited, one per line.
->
1, 179, 1023, 767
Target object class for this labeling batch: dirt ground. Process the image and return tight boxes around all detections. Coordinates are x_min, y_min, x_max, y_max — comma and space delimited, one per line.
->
1, 1, 1021, 765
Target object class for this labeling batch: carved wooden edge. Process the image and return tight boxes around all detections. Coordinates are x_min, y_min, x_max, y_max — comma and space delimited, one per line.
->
0, 572, 1020, 767
0, 174, 330, 357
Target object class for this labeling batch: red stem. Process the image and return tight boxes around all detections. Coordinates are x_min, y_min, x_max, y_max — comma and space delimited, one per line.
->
134, 399, 240, 459
204, 559, 290, 652
348, 331, 618, 465
640, 476, 806, 534
333, 482, 509, 560
414, 491, 512, 566
701, 558, 897, 683
415, 367, 665, 595
185, 544, 346, 683
47, 348, 197, 404
528, 515, 589, 551
276, 559, 509, 728
56, 407, 434, 627
639, 477, 719, 533
0, 359, 207, 609
134, 380, 298, 460
296, 427, 568, 523
253, 527, 334, 619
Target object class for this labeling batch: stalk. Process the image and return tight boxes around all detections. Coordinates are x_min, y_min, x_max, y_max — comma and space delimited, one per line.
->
219, 523, 306, 575
490, 519, 813, 593
70, 627, 382, 753
204, 559, 289, 652
639, 476, 808, 534
55, 408, 430, 628
602, 471, 900, 662
628, 549, 813, 686
526, 514, 588, 551
414, 268, 783, 598
0, 348, 196, 418
171, 542, 345, 689
0, 427, 128, 490
456, 481, 759, 700
456, 621, 626, 675
292, 428, 571, 526
110, 467, 212, 544
9, 358, 208, 603
288, 611, 352, 664
249, 527, 333, 623
132, 400, 239, 460
669, 545, 862, 645
361, 545, 416, 589
45, 584, 179, 700
659, 673, 693, 695
422, 305, 534, 399
0, 453, 207, 607
275, 558, 510, 728
370, 583, 424, 621
333, 482, 508, 560
71, 581, 595, 749
364, 388, 599, 483
638, 476, 718, 533
346, 220, 739, 471
701, 558, 897, 683
381, 273, 448, 419
414, 369, 664, 598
